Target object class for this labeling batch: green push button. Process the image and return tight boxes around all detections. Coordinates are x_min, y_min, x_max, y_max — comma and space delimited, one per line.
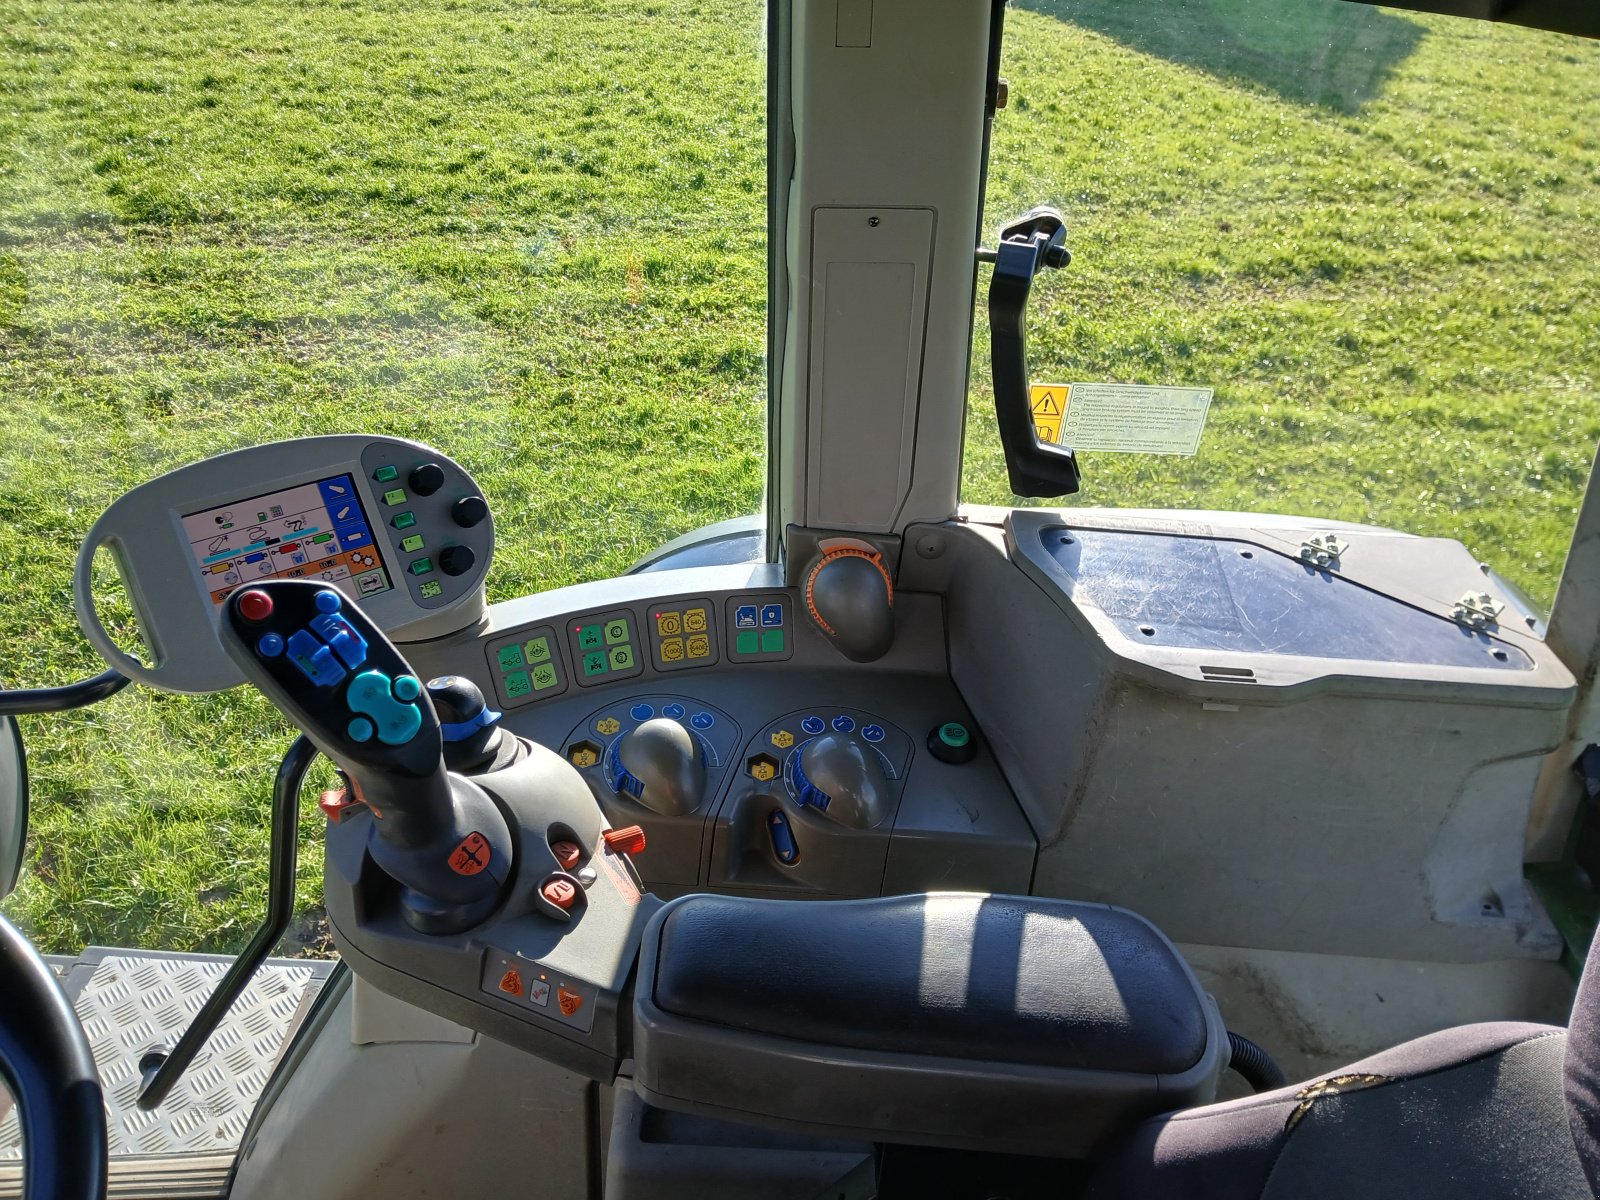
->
392, 511, 417, 530
531, 663, 558, 691
408, 557, 434, 576
736, 630, 759, 655
383, 488, 407, 506
609, 645, 635, 671
401, 534, 425, 553
604, 619, 630, 645
374, 465, 399, 483
582, 650, 607, 676
760, 629, 785, 653
525, 636, 551, 664
497, 644, 524, 672
504, 670, 532, 698
578, 624, 603, 651
939, 723, 970, 748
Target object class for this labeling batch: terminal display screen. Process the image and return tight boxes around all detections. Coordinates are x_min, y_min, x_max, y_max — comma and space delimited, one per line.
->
182, 474, 392, 607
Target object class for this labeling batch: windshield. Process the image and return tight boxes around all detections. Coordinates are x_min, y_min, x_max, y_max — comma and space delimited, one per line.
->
0, 0, 767, 953
965, 0, 1598, 612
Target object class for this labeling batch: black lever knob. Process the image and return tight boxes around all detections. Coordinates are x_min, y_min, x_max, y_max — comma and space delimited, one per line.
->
427, 674, 507, 774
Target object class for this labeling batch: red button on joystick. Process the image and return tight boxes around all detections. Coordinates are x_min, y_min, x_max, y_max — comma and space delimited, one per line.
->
238, 590, 274, 622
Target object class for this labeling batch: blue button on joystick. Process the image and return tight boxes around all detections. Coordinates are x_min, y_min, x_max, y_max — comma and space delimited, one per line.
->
832, 715, 856, 733
315, 589, 343, 614
691, 711, 714, 730
663, 703, 686, 720
348, 717, 374, 743
631, 703, 654, 722
801, 716, 824, 735
258, 633, 285, 658
347, 671, 423, 745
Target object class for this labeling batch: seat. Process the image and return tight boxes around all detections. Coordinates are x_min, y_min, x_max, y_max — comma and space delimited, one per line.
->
1086, 938, 1600, 1200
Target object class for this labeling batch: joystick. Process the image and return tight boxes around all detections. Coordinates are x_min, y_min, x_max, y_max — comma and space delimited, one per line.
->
219, 581, 513, 933
427, 674, 526, 774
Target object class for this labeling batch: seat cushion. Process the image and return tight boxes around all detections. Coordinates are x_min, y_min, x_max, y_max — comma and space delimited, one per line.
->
1088, 1022, 1589, 1200
650, 891, 1209, 1073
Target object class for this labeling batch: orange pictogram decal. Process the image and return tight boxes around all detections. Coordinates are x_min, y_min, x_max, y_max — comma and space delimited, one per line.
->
498, 968, 524, 997
557, 987, 583, 1016
448, 832, 492, 876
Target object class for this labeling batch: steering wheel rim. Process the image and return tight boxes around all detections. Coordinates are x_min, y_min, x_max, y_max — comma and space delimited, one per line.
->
0, 913, 107, 1200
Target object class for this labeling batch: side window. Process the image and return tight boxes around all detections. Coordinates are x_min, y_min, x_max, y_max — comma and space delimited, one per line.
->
966, 0, 1598, 612
0, 2, 768, 955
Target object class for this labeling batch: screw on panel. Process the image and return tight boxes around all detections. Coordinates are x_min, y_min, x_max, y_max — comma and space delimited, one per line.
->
867, 216, 880, 227
1299, 534, 1347, 569
916, 535, 945, 559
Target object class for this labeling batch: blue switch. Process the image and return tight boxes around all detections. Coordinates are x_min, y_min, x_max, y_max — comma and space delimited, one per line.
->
257, 633, 284, 658
314, 590, 342, 614
310, 613, 368, 670
630, 703, 654, 722
346, 671, 422, 745
662, 702, 686, 720
286, 629, 347, 688
768, 810, 799, 864
801, 716, 824, 735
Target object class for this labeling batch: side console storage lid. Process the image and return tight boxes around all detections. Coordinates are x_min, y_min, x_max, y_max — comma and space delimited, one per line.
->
631, 893, 1227, 1156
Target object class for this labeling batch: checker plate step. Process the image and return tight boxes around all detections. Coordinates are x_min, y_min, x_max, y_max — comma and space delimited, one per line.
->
0, 947, 331, 1191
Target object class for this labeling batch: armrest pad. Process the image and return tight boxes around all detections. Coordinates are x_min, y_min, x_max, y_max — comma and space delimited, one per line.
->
632, 893, 1226, 1156
652, 892, 1208, 1074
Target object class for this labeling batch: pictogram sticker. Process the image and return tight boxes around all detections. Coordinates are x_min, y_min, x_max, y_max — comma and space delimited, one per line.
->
498, 968, 524, 997
558, 987, 583, 1017
1029, 385, 1067, 444
449, 831, 492, 876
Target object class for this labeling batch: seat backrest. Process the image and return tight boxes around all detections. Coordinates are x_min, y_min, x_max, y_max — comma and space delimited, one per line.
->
1566, 941, 1600, 1192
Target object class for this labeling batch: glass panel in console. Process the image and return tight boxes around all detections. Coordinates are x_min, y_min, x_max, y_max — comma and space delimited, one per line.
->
1042, 527, 1532, 670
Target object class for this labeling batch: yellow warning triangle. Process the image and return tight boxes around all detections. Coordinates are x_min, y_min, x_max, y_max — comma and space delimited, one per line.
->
1029, 387, 1062, 416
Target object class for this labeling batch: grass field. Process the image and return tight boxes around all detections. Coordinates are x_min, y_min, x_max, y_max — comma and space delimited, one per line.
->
1, 0, 1597, 954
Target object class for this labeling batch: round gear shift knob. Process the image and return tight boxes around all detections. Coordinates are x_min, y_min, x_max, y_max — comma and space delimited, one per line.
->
609, 718, 706, 816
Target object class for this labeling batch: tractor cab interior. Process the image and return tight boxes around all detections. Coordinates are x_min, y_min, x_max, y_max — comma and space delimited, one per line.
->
1, 1, 1598, 1198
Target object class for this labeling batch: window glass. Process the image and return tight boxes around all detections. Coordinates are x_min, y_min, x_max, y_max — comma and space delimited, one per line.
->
966, 0, 1598, 611
0, 0, 767, 952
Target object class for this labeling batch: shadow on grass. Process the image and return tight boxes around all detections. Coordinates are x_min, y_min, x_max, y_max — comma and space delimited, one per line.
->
1016, 0, 1426, 113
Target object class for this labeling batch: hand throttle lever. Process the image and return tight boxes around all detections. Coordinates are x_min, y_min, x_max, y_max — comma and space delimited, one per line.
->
220, 580, 512, 933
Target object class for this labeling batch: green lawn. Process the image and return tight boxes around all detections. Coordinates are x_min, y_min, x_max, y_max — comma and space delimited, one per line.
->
1, 0, 1596, 954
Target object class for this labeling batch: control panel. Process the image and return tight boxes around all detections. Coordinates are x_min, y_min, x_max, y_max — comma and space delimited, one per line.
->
75, 435, 494, 694
461, 583, 1038, 903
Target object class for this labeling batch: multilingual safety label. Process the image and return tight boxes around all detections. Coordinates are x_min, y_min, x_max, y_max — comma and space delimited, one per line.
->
1029, 383, 1213, 456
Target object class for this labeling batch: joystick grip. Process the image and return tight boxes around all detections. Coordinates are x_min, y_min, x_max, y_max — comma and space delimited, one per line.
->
220, 581, 512, 932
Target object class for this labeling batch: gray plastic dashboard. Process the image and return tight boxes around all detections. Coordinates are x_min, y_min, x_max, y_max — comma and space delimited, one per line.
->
398, 562, 1039, 901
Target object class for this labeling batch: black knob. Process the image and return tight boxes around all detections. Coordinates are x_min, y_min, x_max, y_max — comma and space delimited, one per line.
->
927, 721, 978, 765
426, 674, 489, 727
439, 545, 476, 577
409, 462, 445, 496
452, 495, 488, 528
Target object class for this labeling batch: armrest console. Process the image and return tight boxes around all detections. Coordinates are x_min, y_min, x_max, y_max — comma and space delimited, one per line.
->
631, 893, 1227, 1156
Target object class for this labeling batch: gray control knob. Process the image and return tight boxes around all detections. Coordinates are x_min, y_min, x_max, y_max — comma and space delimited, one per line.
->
794, 733, 889, 829
612, 718, 705, 816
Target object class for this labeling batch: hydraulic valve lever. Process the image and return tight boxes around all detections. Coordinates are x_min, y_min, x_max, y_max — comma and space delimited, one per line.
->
220, 581, 512, 933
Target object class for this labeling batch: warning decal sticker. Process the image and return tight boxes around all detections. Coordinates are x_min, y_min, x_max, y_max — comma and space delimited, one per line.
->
1030, 383, 1214, 456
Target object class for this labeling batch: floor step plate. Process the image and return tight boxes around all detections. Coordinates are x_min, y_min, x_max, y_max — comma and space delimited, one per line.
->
0, 947, 333, 1198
